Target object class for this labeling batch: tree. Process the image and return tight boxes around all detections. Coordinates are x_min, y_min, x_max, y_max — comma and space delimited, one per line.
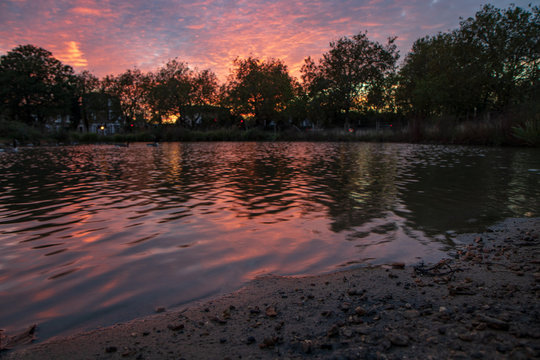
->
397, 4, 539, 119
103, 68, 149, 127
459, 4, 540, 110
224, 57, 297, 128
0, 44, 75, 126
191, 69, 219, 106
73, 70, 100, 130
301, 32, 399, 126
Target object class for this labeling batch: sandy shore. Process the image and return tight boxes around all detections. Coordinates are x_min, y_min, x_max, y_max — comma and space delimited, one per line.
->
2, 217, 539, 359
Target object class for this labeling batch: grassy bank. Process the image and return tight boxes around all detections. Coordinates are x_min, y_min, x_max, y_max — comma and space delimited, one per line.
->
2, 118, 539, 147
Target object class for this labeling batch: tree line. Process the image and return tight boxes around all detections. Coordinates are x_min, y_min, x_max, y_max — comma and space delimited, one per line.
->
0, 4, 538, 137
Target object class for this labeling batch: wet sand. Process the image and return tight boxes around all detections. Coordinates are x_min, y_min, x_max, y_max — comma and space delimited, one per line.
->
2, 217, 539, 359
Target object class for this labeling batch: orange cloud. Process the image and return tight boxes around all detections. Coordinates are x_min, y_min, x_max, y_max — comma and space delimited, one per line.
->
69, 6, 115, 18
56, 41, 88, 67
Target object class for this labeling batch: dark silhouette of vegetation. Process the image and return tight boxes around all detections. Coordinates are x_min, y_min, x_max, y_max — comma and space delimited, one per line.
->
0, 4, 538, 146
301, 32, 399, 128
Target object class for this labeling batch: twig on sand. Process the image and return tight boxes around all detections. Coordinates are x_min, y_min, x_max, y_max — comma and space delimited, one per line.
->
413, 259, 459, 282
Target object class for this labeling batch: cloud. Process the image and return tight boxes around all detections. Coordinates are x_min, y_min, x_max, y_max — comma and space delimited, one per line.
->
55, 41, 88, 67
0, 0, 534, 81
69, 7, 115, 17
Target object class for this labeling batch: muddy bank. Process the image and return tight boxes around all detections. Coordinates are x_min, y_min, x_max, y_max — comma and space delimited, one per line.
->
2, 217, 539, 359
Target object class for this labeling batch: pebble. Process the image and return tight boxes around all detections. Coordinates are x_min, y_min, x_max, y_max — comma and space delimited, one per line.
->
246, 336, 256, 345
355, 306, 367, 316
403, 310, 420, 319
301, 340, 313, 354
265, 306, 278, 317
105, 346, 117, 353
477, 314, 509, 330
387, 333, 409, 346
327, 324, 339, 337
458, 332, 475, 342
155, 306, 166, 313
167, 323, 185, 331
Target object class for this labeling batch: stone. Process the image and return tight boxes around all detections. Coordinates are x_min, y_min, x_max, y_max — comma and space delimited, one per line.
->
477, 314, 509, 330
327, 324, 339, 337
265, 306, 277, 317
340, 302, 351, 312
355, 306, 367, 316
403, 310, 420, 319
167, 323, 185, 331
155, 306, 166, 313
457, 332, 475, 342
301, 340, 313, 354
105, 346, 117, 353
259, 336, 279, 349
387, 333, 409, 346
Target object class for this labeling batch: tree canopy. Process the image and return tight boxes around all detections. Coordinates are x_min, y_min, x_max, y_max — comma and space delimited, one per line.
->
397, 4, 539, 119
301, 32, 399, 126
0, 44, 75, 125
223, 57, 298, 128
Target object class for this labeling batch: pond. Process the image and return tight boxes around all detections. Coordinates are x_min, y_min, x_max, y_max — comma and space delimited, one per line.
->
0, 142, 539, 340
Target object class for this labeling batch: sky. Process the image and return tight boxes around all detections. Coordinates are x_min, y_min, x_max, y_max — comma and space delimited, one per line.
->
0, 0, 534, 81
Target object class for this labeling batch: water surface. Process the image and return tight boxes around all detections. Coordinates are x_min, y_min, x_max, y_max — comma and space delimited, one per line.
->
0, 142, 538, 339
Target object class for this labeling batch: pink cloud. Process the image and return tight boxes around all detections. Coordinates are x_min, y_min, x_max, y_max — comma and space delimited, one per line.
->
0, 0, 533, 82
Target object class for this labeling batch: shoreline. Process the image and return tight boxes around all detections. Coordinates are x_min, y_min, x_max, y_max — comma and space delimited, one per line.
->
2, 217, 539, 359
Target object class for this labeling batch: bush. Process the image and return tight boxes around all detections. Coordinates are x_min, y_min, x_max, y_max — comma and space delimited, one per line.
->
513, 119, 540, 146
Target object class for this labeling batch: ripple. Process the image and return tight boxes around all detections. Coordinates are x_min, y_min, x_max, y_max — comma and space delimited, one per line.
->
0, 142, 538, 342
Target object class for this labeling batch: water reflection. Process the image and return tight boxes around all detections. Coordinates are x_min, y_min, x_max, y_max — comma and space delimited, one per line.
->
0, 142, 538, 340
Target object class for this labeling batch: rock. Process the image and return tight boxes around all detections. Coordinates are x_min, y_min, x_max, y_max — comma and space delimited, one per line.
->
387, 333, 409, 346
403, 310, 420, 319
301, 340, 313, 354
355, 306, 367, 316
391, 262, 405, 269
496, 342, 513, 353
265, 306, 277, 317
340, 302, 351, 312
249, 306, 261, 315
457, 332, 475, 342
448, 285, 476, 296
105, 346, 117, 353
210, 316, 227, 324
167, 323, 185, 331
321, 310, 334, 317
347, 288, 365, 296
155, 306, 166, 313
246, 336, 256, 345
477, 314, 509, 330
259, 336, 279, 349
327, 324, 340, 337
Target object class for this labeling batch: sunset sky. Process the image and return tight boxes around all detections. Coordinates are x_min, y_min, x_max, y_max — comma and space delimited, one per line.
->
0, 0, 533, 81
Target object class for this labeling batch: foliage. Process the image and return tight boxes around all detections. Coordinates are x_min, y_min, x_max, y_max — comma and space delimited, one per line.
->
513, 119, 540, 146
102, 68, 149, 127
223, 57, 298, 128
301, 32, 399, 126
397, 4, 539, 119
0, 44, 75, 126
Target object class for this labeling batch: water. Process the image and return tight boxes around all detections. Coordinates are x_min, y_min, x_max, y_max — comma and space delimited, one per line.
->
0, 142, 538, 340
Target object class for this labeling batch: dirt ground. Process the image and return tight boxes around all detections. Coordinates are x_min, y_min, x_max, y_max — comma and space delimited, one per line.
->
2, 217, 539, 360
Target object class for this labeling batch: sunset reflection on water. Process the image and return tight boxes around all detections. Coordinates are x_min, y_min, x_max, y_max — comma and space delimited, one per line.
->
0, 142, 538, 340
